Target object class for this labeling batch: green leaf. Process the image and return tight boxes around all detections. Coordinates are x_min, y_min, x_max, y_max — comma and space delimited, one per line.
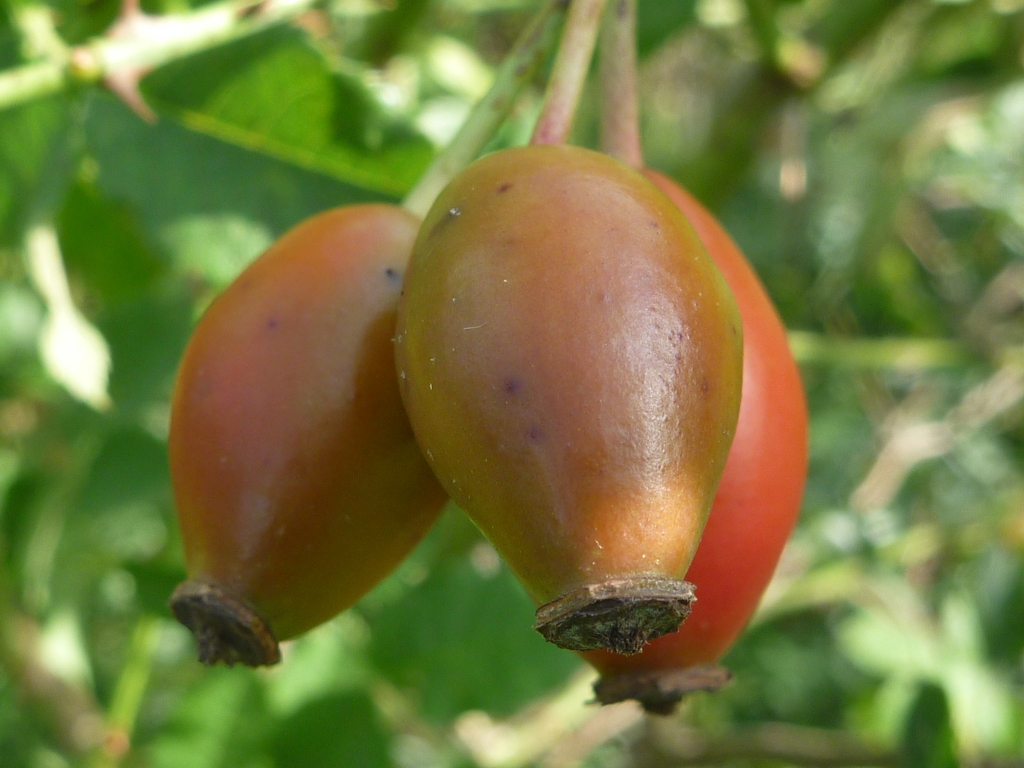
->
126, 560, 187, 615
265, 615, 372, 718
0, 669, 36, 768
146, 669, 270, 768
637, 0, 696, 55
98, 284, 194, 412
83, 93, 384, 286
902, 682, 959, 768
142, 27, 434, 196
269, 691, 390, 768
160, 213, 273, 289
0, 96, 68, 243
57, 179, 165, 305
724, 612, 869, 728
974, 547, 1024, 663
916, 4, 1004, 77
363, 535, 581, 724
0, 282, 44, 364
838, 605, 942, 680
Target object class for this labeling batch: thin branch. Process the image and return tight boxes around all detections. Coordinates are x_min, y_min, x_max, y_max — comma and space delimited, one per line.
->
531, 0, 607, 146
89, 617, 160, 768
851, 360, 1024, 512
0, 611, 106, 755
598, 0, 642, 168
0, 0, 319, 114
638, 721, 900, 768
0, 518, 104, 756
403, 0, 569, 217
787, 331, 971, 371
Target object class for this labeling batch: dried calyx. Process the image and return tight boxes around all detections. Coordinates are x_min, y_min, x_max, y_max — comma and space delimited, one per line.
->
169, 580, 281, 667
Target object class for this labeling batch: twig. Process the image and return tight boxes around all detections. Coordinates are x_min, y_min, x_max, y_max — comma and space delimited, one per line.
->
452, 670, 601, 768
403, 0, 569, 217
531, 0, 607, 145
598, 0, 642, 168
851, 359, 1024, 512
787, 331, 971, 370
0, 0, 318, 115
0, 520, 105, 757
90, 616, 160, 768
638, 721, 900, 768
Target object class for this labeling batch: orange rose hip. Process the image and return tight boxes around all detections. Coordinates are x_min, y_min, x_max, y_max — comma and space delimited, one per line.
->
585, 171, 808, 712
169, 205, 447, 666
394, 146, 743, 654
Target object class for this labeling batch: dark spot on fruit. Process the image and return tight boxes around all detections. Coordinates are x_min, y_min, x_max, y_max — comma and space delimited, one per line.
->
384, 267, 401, 282
267, 318, 279, 330
527, 426, 544, 442
649, 220, 659, 229
498, 183, 512, 194
504, 377, 522, 395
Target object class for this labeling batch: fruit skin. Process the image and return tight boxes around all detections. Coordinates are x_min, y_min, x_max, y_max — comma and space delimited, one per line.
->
394, 146, 743, 653
584, 171, 809, 709
169, 204, 447, 661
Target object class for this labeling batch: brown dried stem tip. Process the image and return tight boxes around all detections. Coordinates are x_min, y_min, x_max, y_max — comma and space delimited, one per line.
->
169, 580, 281, 667
534, 576, 695, 655
593, 664, 733, 716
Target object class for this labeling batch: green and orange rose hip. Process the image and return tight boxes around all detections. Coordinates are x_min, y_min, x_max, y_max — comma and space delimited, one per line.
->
169, 205, 447, 666
394, 145, 744, 655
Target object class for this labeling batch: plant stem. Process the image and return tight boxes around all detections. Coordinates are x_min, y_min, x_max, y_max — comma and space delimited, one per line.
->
787, 331, 971, 370
0, 0, 318, 115
89, 616, 160, 768
598, 0, 642, 168
742, 0, 780, 66
531, 0, 606, 146
403, 0, 569, 217
639, 721, 900, 768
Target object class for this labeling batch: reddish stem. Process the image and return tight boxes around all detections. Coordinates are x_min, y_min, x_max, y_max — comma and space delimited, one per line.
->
598, 0, 643, 167
531, 0, 607, 146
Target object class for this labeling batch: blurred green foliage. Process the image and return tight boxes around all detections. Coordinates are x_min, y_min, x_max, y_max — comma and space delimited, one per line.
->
0, 0, 1022, 767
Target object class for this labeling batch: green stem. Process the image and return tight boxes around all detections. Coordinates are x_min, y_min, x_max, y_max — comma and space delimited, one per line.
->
742, 0, 779, 66
0, 0, 319, 114
639, 721, 900, 768
598, 0, 642, 168
402, 0, 569, 217
531, 0, 607, 146
89, 616, 160, 768
787, 332, 971, 370
0, 59, 66, 109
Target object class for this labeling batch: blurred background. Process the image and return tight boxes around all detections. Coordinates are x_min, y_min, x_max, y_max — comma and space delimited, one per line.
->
0, 0, 1022, 766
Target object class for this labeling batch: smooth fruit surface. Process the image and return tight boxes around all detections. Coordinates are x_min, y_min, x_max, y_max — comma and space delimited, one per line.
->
170, 204, 447, 653
585, 172, 808, 702
394, 146, 743, 651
